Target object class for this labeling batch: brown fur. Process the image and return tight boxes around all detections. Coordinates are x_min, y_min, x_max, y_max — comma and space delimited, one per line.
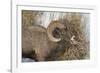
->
22, 25, 58, 61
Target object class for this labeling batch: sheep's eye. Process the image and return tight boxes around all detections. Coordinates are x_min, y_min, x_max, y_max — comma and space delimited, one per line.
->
52, 28, 61, 39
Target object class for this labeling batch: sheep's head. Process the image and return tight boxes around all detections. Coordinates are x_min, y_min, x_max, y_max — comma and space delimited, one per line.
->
46, 15, 88, 61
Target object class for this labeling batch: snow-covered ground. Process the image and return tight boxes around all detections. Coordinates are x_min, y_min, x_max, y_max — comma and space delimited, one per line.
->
22, 58, 35, 62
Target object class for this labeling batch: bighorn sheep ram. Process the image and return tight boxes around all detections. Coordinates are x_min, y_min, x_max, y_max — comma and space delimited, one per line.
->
22, 21, 66, 61
22, 19, 88, 61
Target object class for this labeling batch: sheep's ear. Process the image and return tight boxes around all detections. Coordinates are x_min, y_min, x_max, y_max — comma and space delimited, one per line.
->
52, 28, 61, 39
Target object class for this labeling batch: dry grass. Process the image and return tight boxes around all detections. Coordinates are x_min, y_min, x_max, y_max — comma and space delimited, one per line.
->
46, 13, 89, 61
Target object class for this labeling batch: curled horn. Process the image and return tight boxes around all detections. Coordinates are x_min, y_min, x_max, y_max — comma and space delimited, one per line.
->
47, 21, 65, 42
